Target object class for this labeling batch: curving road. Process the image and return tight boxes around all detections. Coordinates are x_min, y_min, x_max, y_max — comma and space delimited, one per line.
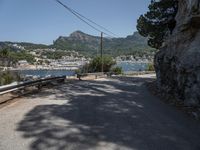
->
0, 76, 200, 150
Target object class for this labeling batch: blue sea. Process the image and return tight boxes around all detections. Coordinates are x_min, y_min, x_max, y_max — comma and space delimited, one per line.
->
18, 70, 75, 78
116, 62, 148, 72
17, 63, 148, 77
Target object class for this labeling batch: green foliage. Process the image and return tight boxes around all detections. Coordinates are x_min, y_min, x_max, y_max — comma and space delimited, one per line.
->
137, 0, 178, 49
0, 31, 157, 57
111, 66, 123, 75
53, 31, 156, 57
0, 71, 20, 85
88, 56, 116, 73
0, 49, 35, 64
18, 42, 48, 50
79, 56, 116, 73
42, 51, 74, 59
75, 69, 81, 74
0, 48, 9, 57
9, 51, 35, 64
146, 63, 155, 71
83, 63, 90, 73
0, 49, 13, 67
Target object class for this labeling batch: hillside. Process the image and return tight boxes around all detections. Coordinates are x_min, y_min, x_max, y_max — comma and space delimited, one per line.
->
0, 31, 156, 57
0, 41, 48, 51
53, 31, 156, 56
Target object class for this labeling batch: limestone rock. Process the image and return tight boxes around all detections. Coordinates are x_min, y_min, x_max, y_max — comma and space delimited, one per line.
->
155, 0, 200, 106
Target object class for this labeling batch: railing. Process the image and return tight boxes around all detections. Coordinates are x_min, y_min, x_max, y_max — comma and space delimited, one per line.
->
0, 76, 66, 96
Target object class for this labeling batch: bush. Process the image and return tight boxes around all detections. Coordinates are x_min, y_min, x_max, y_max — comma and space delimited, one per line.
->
0, 71, 20, 85
111, 66, 123, 75
91, 56, 116, 72
79, 56, 116, 73
146, 63, 155, 71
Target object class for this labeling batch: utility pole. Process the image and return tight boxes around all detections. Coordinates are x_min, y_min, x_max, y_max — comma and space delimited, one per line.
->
100, 32, 103, 73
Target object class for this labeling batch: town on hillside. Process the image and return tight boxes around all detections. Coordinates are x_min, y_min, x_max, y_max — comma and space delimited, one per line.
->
0, 42, 154, 71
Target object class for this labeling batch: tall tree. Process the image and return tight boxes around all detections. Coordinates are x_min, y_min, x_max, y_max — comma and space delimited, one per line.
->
0, 48, 9, 57
137, 0, 178, 49
0, 49, 11, 67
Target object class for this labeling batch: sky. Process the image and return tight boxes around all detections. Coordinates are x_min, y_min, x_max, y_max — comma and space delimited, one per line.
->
0, 0, 151, 44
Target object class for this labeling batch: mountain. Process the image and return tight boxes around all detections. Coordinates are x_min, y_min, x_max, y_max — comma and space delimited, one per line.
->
0, 31, 156, 57
53, 31, 101, 55
53, 31, 155, 56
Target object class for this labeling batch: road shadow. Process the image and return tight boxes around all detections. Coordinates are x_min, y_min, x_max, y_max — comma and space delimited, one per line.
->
16, 77, 200, 150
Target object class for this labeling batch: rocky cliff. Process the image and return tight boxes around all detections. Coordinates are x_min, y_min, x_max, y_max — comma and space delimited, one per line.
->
155, 0, 200, 106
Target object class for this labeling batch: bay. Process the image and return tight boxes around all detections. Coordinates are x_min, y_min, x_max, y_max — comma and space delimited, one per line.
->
18, 70, 75, 78
116, 62, 148, 72
16, 63, 148, 78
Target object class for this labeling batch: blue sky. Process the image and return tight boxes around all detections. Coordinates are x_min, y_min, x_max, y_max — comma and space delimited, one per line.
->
0, 0, 150, 44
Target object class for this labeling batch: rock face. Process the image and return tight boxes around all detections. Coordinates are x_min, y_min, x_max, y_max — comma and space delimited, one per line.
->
154, 0, 200, 106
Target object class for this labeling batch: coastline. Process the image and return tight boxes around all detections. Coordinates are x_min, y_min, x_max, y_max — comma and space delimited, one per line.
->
10, 67, 79, 71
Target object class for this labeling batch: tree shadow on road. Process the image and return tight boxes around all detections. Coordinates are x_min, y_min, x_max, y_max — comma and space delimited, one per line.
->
16, 77, 200, 150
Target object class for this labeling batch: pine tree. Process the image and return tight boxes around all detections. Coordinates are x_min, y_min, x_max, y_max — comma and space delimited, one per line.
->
137, 0, 178, 49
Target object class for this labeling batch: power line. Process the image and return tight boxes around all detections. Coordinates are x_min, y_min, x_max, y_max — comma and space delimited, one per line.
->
55, 0, 117, 38
64, 4, 118, 37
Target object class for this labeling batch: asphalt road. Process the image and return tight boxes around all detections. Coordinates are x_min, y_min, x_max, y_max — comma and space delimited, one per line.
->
0, 76, 200, 150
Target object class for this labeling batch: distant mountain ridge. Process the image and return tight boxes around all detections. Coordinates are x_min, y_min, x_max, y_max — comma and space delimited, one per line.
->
53, 30, 155, 56
0, 31, 155, 56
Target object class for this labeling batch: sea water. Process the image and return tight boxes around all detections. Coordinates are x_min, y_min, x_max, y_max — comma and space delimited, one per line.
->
116, 62, 148, 72
18, 70, 75, 78
17, 63, 148, 77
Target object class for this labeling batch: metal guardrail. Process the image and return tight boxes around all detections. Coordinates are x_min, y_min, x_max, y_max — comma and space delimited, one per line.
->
0, 76, 66, 95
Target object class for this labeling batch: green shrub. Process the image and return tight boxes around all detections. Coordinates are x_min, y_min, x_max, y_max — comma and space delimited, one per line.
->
111, 66, 123, 75
88, 56, 116, 73
146, 63, 155, 71
79, 56, 116, 73
0, 71, 20, 85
